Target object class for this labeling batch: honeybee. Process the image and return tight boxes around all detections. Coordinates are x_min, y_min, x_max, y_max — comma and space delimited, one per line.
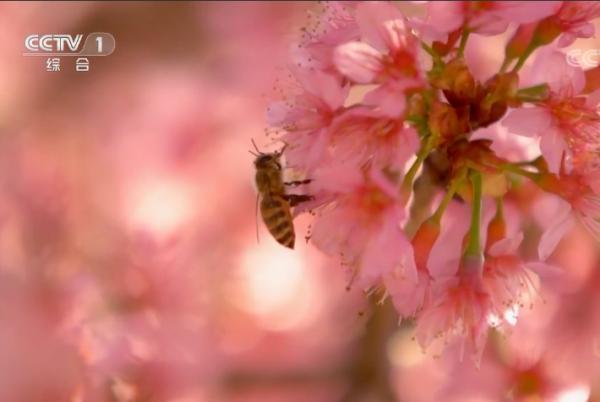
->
250, 140, 312, 249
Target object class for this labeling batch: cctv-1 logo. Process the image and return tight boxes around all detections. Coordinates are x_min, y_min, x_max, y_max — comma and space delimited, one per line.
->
23, 33, 115, 56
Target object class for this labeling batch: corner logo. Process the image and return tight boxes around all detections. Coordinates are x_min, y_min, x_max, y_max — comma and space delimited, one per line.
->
23, 32, 115, 56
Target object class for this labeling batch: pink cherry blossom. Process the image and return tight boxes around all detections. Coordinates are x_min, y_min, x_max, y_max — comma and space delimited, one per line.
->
333, 1, 425, 117
415, 263, 492, 364
310, 164, 417, 290
502, 51, 600, 174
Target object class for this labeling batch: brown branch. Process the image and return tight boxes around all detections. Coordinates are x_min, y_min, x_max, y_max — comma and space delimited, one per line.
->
338, 299, 398, 402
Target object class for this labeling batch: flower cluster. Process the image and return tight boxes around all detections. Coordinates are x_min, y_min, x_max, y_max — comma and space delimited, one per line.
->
266, 1, 600, 363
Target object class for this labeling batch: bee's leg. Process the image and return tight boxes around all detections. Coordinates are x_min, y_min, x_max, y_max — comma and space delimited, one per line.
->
284, 179, 312, 187
283, 194, 314, 207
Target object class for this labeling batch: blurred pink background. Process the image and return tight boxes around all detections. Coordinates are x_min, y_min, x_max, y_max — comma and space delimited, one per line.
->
0, 2, 599, 402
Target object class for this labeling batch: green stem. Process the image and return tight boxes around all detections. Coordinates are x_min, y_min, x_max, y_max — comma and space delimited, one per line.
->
420, 41, 443, 67
420, 41, 436, 57
465, 170, 483, 257
499, 56, 512, 73
516, 83, 549, 103
401, 135, 436, 201
501, 163, 541, 181
511, 41, 539, 73
457, 29, 470, 58
511, 160, 536, 167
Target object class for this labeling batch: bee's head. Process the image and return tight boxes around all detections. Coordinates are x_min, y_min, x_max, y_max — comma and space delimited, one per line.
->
254, 153, 282, 170
250, 139, 285, 170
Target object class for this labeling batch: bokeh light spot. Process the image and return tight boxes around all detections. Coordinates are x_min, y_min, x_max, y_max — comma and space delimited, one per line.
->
555, 385, 591, 402
237, 243, 318, 331
125, 176, 196, 238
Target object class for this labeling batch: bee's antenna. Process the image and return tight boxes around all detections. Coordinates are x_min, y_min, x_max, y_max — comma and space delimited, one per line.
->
251, 138, 262, 154
278, 142, 289, 156
248, 150, 260, 157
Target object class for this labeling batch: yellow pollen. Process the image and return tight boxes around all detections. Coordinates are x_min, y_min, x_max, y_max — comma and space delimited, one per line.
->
360, 186, 392, 213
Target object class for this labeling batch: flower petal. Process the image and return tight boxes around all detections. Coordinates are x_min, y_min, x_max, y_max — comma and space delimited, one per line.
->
488, 232, 524, 257
423, 1, 464, 36
529, 50, 585, 94
501, 107, 551, 138
525, 262, 564, 292
266, 100, 291, 126
334, 41, 383, 84
293, 68, 348, 111
539, 127, 568, 174
363, 82, 407, 118
355, 1, 407, 52
538, 204, 574, 261
526, 261, 562, 279
360, 215, 417, 287
310, 155, 362, 194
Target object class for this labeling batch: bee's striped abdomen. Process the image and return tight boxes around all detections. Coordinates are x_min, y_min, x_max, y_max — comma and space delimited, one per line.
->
260, 195, 295, 249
